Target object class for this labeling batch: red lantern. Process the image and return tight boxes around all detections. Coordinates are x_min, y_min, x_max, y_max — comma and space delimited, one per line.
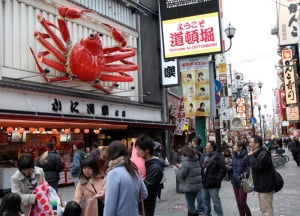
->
18, 128, 25, 134
64, 129, 70, 134
93, 129, 100, 134
51, 128, 58, 134
74, 128, 80, 134
39, 127, 45, 133
6, 127, 13, 133
84, 129, 89, 134
28, 127, 35, 133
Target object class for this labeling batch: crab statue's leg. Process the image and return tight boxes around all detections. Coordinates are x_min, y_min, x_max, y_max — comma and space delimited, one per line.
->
57, 7, 92, 43
101, 23, 127, 47
30, 48, 72, 83
92, 81, 117, 94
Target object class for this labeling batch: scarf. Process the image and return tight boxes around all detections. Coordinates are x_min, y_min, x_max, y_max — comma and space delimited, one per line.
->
103, 156, 125, 189
26, 168, 37, 191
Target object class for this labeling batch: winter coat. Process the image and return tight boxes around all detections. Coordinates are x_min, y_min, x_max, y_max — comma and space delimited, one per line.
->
130, 145, 146, 180
231, 149, 249, 186
248, 147, 275, 193
144, 157, 164, 216
71, 150, 85, 177
104, 166, 148, 216
36, 151, 63, 183
176, 156, 202, 192
74, 176, 104, 216
200, 151, 226, 189
11, 167, 45, 216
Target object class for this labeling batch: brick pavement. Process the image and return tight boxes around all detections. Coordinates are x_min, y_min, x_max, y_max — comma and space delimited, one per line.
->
58, 150, 300, 216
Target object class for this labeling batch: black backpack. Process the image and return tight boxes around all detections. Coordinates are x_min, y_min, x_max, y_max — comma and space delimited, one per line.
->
274, 170, 284, 193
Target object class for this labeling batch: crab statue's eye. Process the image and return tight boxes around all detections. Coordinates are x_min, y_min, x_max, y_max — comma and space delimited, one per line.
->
89, 34, 94, 38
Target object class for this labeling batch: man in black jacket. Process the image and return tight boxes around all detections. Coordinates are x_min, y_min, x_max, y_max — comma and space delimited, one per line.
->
200, 141, 226, 216
248, 135, 275, 216
37, 142, 63, 191
136, 135, 164, 216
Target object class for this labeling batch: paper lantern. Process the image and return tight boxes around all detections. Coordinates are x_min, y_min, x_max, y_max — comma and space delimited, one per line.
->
93, 129, 100, 134
74, 128, 80, 134
6, 127, 13, 133
64, 129, 70, 134
18, 127, 25, 134
84, 129, 89, 134
51, 129, 58, 134
29, 127, 35, 133
39, 127, 45, 133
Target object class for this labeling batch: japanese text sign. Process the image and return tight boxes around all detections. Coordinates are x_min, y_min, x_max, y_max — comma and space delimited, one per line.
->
282, 49, 297, 104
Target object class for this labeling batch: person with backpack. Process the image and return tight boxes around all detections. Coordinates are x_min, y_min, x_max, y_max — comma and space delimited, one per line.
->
248, 135, 275, 216
71, 140, 86, 186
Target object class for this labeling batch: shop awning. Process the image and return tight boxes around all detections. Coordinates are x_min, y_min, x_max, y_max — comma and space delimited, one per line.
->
0, 114, 175, 130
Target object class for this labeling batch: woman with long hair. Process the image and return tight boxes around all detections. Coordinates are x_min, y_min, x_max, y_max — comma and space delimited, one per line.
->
104, 140, 148, 216
231, 140, 252, 216
73, 156, 105, 216
0, 193, 24, 216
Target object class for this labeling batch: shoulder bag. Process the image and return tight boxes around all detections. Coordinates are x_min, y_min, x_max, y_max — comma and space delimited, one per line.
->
240, 168, 254, 193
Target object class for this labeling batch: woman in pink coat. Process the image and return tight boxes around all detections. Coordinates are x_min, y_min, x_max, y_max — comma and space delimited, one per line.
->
130, 140, 146, 180
74, 156, 105, 216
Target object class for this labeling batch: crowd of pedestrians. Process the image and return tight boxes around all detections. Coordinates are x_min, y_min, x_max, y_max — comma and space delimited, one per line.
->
3, 134, 292, 216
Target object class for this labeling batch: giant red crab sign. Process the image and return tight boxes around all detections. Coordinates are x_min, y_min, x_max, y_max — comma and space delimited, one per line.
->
30, 7, 138, 94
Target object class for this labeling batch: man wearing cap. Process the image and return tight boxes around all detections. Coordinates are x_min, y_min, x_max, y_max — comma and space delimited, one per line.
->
37, 142, 63, 191
71, 140, 85, 186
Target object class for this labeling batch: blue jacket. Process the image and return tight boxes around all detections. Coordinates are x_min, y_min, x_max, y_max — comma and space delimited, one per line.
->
231, 149, 249, 186
104, 166, 147, 216
71, 150, 85, 177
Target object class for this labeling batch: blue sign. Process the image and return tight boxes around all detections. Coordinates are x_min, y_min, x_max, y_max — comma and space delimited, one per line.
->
250, 117, 257, 125
215, 80, 222, 92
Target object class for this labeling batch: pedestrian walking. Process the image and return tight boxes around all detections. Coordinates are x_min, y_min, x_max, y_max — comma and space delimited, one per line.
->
36, 142, 63, 191
71, 140, 86, 186
73, 156, 105, 216
290, 137, 300, 166
173, 145, 202, 216
90, 141, 102, 170
104, 140, 148, 216
130, 139, 146, 180
248, 135, 275, 216
0, 193, 25, 216
11, 155, 45, 216
135, 135, 164, 216
231, 141, 252, 216
200, 141, 226, 216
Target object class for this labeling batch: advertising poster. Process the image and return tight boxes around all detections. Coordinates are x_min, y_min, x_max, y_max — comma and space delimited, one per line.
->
180, 56, 210, 117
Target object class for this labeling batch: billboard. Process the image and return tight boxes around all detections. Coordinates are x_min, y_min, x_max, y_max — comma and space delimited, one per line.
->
159, 0, 222, 59
180, 56, 210, 117
277, 0, 300, 46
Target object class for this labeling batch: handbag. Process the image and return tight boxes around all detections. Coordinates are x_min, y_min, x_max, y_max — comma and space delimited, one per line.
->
240, 169, 254, 193
274, 170, 284, 193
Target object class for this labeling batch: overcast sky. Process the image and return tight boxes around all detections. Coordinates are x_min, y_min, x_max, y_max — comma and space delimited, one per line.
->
222, 0, 279, 117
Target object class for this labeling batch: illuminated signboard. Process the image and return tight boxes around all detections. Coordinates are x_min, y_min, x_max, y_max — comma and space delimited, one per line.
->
159, 0, 222, 59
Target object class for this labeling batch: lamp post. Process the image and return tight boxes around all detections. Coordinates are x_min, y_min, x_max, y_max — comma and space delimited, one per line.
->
214, 23, 236, 147
258, 105, 262, 136
262, 114, 266, 139
248, 81, 263, 135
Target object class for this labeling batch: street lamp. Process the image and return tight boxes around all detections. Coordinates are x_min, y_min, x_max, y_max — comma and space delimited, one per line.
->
224, 23, 236, 52
258, 105, 262, 136
247, 81, 263, 135
262, 114, 266, 139
213, 23, 236, 147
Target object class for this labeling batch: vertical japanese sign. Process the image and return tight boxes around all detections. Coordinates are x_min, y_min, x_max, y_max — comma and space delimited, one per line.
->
161, 59, 179, 86
286, 105, 299, 121
277, 0, 299, 46
159, 0, 222, 59
180, 56, 210, 117
282, 49, 297, 104
174, 98, 186, 135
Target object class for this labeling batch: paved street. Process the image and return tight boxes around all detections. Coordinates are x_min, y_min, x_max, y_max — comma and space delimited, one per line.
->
59, 150, 300, 216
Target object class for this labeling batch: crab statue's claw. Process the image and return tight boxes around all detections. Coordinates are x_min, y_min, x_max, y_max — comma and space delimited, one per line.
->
58, 7, 92, 19
102, 23, 127, 47
57, 7, 92, 43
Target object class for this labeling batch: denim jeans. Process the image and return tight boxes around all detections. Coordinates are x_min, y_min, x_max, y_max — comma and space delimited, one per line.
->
202, 188, 223, 216
197, 189, 205, 211
185, 192, 198, 213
